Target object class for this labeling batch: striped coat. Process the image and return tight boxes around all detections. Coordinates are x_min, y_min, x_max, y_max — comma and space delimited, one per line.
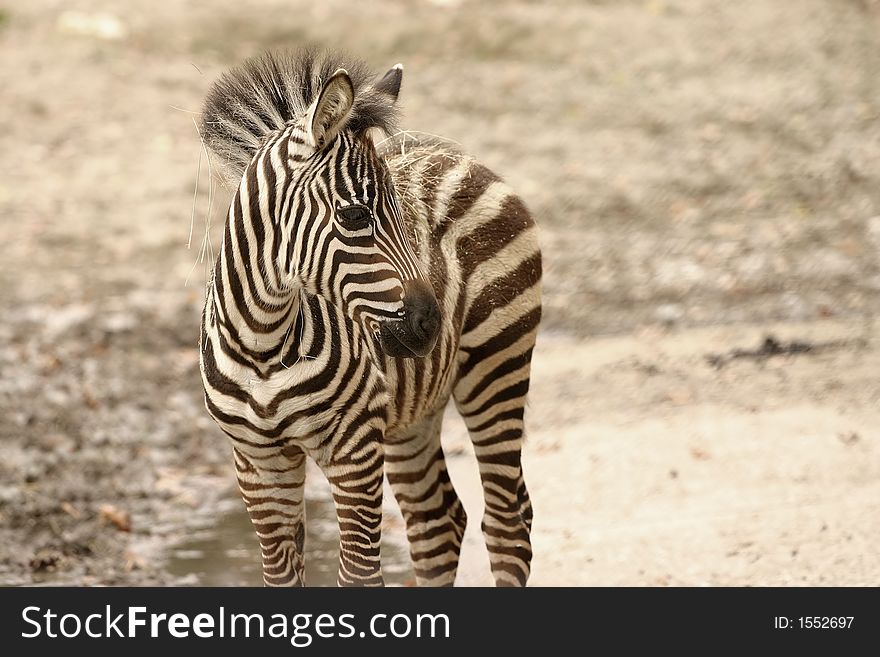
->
199, 50, 541, 587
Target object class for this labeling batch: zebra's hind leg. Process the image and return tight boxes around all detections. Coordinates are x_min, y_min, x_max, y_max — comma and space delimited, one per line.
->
385, 410, 467, 586
233, 445, 307, 586
452, 324, 538, 587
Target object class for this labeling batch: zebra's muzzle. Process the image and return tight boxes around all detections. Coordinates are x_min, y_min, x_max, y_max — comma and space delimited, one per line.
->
377, 281, 441, 358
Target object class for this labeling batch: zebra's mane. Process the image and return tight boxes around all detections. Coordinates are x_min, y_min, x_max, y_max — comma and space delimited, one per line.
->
200, 49, 399, 180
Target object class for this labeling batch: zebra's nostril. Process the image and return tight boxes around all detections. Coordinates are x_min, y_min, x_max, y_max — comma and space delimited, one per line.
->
409, 302, 439, 339
399, 280, 441, 351
409, 310, 426, 337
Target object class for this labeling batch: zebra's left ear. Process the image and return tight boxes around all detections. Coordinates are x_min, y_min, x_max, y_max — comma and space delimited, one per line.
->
306, 68, 355, 149
374, 63, 403, 103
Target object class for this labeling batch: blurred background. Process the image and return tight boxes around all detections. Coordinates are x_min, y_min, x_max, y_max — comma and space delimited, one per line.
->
1, 0, 879, 586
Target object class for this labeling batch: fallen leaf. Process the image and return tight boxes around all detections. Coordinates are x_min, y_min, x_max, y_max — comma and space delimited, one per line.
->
666, 389, 693, 405
689, 447, 710, 461
124, 550, 146, 571
99, 504, 131, 532
60, 502, 82, 519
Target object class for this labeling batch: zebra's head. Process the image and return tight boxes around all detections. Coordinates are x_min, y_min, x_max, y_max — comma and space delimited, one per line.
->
278, 65, 441, 358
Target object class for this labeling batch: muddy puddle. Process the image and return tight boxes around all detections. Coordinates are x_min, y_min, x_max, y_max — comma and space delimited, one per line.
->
166, 494, 414, 586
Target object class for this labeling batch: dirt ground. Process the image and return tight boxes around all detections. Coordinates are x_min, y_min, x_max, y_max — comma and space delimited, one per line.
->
1, 0, 879, 586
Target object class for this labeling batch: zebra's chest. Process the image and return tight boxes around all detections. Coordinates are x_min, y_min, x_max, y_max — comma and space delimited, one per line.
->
208, 360, 343, 440
201, 285, 455, 453
201, 324, 390, 455
382, 340, 460, 436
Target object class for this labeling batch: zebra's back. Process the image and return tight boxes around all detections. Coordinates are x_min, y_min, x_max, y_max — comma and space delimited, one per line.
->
381, 137, 542, 437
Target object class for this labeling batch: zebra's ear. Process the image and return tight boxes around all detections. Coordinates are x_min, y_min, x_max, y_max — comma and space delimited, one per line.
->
306, 68, 355, 149
374, 63, 403, 103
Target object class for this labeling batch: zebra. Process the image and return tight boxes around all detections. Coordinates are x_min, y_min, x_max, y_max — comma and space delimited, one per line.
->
198, 49, 541, 587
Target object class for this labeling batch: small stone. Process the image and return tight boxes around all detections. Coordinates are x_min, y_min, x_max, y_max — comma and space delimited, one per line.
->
655, 303, 684, 326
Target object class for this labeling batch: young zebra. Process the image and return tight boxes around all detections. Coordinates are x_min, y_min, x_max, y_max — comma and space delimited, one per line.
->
198, 50, 541, 587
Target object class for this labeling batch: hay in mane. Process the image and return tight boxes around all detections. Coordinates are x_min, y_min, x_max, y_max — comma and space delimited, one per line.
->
200, 48, 399, 179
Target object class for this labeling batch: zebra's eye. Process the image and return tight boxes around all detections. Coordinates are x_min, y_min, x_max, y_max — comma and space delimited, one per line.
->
336, 203, 372, 228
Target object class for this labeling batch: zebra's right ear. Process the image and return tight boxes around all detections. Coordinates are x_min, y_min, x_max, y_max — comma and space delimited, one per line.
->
306, 68, 355, 149
374, 63, 403, 103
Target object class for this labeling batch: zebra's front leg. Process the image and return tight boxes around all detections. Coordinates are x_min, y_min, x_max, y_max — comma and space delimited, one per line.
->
233, 446, 307, 586
317, 440, 386, 586
385, 411, 467, 586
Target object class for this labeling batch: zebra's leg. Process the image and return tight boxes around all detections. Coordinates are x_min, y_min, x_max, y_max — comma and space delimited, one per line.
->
233, 445, 307, 587
316, 441, 386, 587
452, 331, 537, 587
385, 410, 467, 586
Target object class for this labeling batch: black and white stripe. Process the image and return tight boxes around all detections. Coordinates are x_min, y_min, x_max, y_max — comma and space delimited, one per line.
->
199, 50, 541, 586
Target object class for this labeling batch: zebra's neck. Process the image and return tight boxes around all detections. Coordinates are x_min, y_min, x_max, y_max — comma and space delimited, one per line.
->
208, 279, 301, 367
206, 265, 380, 378
206, 210, 304, 367
204, 141, 312, 367
204, 135, 384, 373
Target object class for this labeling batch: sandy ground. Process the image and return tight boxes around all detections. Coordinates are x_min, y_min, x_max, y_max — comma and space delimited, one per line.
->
451, 320, 880, 585
1, 0, 879, 586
